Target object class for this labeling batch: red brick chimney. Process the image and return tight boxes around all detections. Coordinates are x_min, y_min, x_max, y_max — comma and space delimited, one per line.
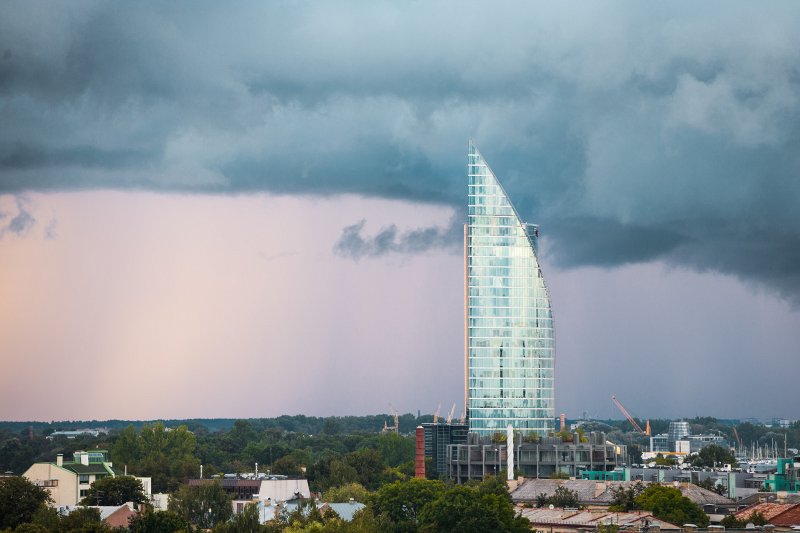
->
415, 426, 425, 479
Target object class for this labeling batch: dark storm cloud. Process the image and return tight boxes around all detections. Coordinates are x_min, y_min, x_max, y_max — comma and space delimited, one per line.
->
2, 2, 800, 301
334, 216, 462, 259
0, 196, 35, 237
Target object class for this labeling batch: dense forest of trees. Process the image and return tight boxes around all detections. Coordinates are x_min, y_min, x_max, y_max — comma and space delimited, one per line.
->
2, 415, 799, 480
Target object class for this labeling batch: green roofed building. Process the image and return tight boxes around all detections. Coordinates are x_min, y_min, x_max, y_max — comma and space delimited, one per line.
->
466, 141, 555, 436
23, 450, 151, 507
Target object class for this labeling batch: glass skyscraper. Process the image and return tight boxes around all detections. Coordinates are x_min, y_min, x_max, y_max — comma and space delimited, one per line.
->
466, 141, 555, 436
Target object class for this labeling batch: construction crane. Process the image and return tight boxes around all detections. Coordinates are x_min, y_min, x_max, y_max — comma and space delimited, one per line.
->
433, 403, 441, 424
445, 403, 456, 424
611, 395, 650, 436
382, 403, 399, 433
732, 426, 743, 451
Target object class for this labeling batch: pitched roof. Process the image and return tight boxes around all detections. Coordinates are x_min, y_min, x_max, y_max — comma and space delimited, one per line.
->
519, 508, 681, 530
734, 503, 800, 526
323, 502, 366, 521
510, 479, 733, 507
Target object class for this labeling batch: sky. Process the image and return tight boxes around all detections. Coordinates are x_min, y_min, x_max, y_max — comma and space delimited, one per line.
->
1, 1, 799, 422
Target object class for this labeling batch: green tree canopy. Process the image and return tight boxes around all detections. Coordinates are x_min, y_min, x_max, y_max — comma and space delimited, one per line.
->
635, 484, 709, 527
548, 486, 580, 508
324, 482, 369, 503
128, 509, 193, 533
418, 481, 530, 533
720, 511, 767, 529
59, 506, 111, 532
370, 478, 446, 526
213, 502, 266, 533
0, 476, 53, 530
80, 475, 148, 506
609, 481, 645, 512
111, 423, 200, 492
690, 445, 737, 468
169, 481, 233, 530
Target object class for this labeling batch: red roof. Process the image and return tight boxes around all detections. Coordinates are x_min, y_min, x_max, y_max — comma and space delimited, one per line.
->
734, 503, 800, 526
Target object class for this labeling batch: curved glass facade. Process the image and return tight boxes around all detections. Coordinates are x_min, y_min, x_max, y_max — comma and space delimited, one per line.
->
466, 141, 555, 436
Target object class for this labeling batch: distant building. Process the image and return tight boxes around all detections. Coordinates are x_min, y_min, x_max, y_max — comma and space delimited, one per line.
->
47, 428, 108, 440
651, 434, 670, 453
764, 456, 800, 493
423, 422, 468, 477
668, 421, 691, 452
23, 450, 151, 507
771, 418, 796, 429
188, 476, 312, 512
249, 499, 365, 524
687, 433, 729, 453
651, 423, 728, 454
447, 432, 625, 482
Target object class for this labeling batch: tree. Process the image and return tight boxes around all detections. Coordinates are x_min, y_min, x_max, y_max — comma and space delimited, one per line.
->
372, 433, 414, 468
111, 425, 142, 468
0, 438, 36, 475
12, 524, 50, 533
720, 511, 767, 529
271, 455, 303, 477
324, 482, 369, 503
169, 481, 233, 529
549, 486, 580, 508
344, 448, 386, 490
114, 423, 200, 493
635, 485, 709, 527
535, 493, 549, 508
0, 476, 53, 530
418, 484, 530, 533
80, 475, 148, 506
695, 477, 726, 496
129, 509, 192, 533
609, 482, 645, 512
214, 503, 265, 533
29, 504, 60, 531
59, 506, 112, 532
478, 474, 512, 501
690, 445, 737, 468
370, 478, 446, 526
653, 454, 677, 467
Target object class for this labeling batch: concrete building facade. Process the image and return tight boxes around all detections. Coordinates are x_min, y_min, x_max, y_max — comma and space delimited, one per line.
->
447, 432, 625, 482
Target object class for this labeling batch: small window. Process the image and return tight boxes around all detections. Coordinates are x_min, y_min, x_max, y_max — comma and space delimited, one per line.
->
79, 474, 90, 484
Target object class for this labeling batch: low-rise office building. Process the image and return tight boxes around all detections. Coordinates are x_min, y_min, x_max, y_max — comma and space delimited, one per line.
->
447, 432, 625, 482
423, 422, 468, 477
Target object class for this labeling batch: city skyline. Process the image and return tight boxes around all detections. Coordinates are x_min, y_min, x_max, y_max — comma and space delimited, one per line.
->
1, 3, 799, 422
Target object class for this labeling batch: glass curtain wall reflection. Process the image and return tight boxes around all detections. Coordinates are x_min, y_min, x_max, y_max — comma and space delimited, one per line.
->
466, 141, 555, 436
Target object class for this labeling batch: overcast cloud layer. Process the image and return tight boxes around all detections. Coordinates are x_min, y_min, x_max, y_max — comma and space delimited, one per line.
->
2, 2, 800, 303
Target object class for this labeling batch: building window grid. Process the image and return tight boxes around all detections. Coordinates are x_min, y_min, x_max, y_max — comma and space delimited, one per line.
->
467, 143, 554, 436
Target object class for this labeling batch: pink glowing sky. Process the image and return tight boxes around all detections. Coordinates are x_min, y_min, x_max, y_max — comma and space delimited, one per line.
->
1, 191, 798, 421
